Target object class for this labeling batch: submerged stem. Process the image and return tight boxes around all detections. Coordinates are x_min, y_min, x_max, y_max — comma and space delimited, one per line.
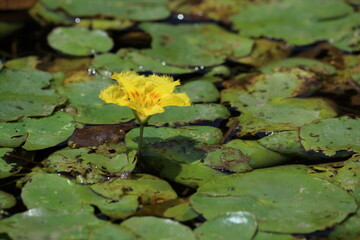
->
137, 123, 145, 158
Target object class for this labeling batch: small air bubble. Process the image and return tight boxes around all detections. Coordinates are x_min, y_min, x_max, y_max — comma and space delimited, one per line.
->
194, 67, 199, 71
139, 66, 143, 69
74, 18, 81, 23
200, 66, 204, 70
177, 14, 184, 20
329, 38, 335, 43
161, 61, 166, 66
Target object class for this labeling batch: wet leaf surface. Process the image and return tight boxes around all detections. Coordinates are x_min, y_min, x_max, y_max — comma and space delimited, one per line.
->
140, 23, 254, 67
47, 27, 114, 56
190, 166, 357, 233
0, 191, 16, 210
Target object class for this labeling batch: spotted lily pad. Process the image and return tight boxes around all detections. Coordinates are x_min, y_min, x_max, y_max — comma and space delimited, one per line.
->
0, 207, 137, 240
230, 0, 359, 51
260, 57, 337, 75
91, 174, 177, 205
233, 98, 337, 136
21, 173, 139, 219
121, 216, 196, 240
194, 211, 257, 240
0, 111, 76, 150
190, 166, 357, 233
0, 191, 16, 210
225, 139, 289, 168
47, 27, 114, 56
40, 0, 170, 21
140, 23, 254, 67
44, 147, 136, 184
0, 69, 66, 121
148, 104, 230, 127
300, 117, 360, 157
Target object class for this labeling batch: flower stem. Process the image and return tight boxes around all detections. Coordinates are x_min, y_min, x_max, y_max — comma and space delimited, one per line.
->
137, 123, 145, 158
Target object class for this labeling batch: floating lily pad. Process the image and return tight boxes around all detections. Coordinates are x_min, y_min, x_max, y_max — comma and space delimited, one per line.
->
260, 57, 337, 75
0, 191, 16, 210
163, 201, 199, 222
225, 139, 289, 168
175, 80, 219, 103
126, 126, 223, 150
0, 69, 66, 121
194, 211, 257, 240
91, 174, 177, 205
140, 23, 254, 67
40, 0, 170, 21
92, 51, 193, 74
47, 27, 114, 56
29, 1, 73, 25
328, 208, 360, 240
61, 75, 134, 124
232, 98, 337, 136
0, 207, 137, 240
4, 56, 39, 70
0, 111, 76, 150
143, 140, 227, 188
230, 0, 359, 51
21, 173, 139, 219
190, 166, 357, 233
253, 232, 301, 240
44, 147, 136, 184
148, 104, 230, 127
300, 117, 360, 157
121, 216, 196, 240
258, 131, 310, 158
0, 148, 16, 179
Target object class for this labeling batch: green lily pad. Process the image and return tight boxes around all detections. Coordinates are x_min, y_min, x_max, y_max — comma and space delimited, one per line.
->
0, 191, 16, 210
190, 166, 357, 233
142, 139, 228, 188
29, 1, 73, 25
125, 126, 223, 150
0, 69, 66, 121
0, 207, 137, 240
194, 211, 257, 240
225, 139, 289, 168
140, 23, 254, 67
4, 56, 39, 70
92, 51, 193, 75
257, 131, 310, 158
253, 232, 302, 240
300, 117, 360, 157
0, 148, 17, 179
21, 173, 139, 219
0, 111, 76, 150
91, 174, 177, 205
232, 98, 337, 136
44, 147, 136, 184
175, 80, 220, 103
47, 27, 113, 56
260, 57, 337, 75
121, 216, 196, 240
61, 75, 134, 124
40, 0, 170, 21
148, 104, 230, 127
230, 0, 359, 51
163, 202, 199, 222
328, 208, 360, 240
308, 154, 360, 202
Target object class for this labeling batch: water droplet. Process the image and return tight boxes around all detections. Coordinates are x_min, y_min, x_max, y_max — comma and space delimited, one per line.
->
200, 66, 204, 70
87, 67, 96, 75
194, 67, 199, 71
161, 61, 166, 66
329, 38, 335, 43
74, 17, 81, 23
138, 65, 143, 70
177, 14, 184, 20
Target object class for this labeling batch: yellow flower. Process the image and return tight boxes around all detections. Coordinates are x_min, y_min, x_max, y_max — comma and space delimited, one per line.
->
99, 71, 191, 123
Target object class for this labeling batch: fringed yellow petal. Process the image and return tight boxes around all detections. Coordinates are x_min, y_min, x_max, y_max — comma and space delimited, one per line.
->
99, 71, 191, 122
